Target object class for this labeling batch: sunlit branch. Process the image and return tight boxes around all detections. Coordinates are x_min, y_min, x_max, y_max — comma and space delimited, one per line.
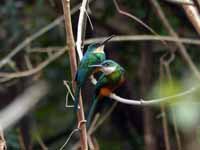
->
109, 85, 199, 106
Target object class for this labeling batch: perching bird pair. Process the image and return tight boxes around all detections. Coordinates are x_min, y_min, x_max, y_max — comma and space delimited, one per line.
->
74, 35, 125, 127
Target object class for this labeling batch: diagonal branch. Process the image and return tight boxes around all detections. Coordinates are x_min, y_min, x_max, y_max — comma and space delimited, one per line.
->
1, 35, 200, 82
182, 0, 200, 34
113, 0, 160, 36
149, 0, 200, 80
0, 47, 67, 82
0, 1, 91, 69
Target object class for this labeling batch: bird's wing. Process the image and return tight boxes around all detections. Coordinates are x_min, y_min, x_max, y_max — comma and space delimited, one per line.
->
76, 52, 105, 83
95, 75, 109, 96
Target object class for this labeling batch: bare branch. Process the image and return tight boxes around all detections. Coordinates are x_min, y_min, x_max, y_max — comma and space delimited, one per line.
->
85, 35, 200, 45
164, 0, 194, 5
0, 2, 82, 69
27, 47, 63, 53
24, 54, 33, 70
0, 47, 67, 81
182, 0, 200, 34
1, 35, 200, 82
149, 0, 200, 80
109, 85, 199, 106
76, 0, 89, 60
88, 102, 118, 134
59, 128, 80, 150
62, 0, 88, 149
113, 0, 161, 36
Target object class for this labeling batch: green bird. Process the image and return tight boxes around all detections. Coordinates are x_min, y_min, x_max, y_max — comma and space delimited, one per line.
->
74, 35, 114, 112
86, 60, 125, 127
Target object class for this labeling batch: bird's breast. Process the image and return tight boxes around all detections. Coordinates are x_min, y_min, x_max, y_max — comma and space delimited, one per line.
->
99, 87, 112, 97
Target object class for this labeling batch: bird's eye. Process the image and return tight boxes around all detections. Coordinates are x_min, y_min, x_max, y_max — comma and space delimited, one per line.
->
96, 43, 101, 47
103, 62, 109, 67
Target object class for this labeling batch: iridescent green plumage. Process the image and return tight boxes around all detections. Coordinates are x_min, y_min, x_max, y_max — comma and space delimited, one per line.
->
74, 35, 115, 112
74, 44, 105, 112
87, 60, 125, 127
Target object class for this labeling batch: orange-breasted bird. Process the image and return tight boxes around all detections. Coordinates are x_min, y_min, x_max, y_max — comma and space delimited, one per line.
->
86, 60, 125, 127
74, 36, 115, 112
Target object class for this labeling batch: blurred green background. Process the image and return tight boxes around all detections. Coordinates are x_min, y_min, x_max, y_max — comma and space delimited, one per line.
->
0, 0, 200, 149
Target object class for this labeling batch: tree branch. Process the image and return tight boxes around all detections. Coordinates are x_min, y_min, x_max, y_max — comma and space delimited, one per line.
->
182, 0, 200, 34
0, 2, 84, 69
61, 0, 88, 149
109, 85, 199, 106
1, 35, 200, 82
76, 0, 89, 60
149, 0, 200, 80
0, 47, 67, 82
84, 35, 200, 45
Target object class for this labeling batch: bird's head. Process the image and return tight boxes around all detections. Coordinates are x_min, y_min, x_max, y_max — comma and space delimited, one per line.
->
89, 60, 118, 75
87, 35, 115, 53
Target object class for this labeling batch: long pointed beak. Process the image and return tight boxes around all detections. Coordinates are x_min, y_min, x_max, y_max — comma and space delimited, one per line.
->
99, 35, 115, 46
89, 64, 103, 68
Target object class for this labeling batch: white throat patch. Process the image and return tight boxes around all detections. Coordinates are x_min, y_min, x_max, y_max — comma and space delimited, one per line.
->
102, 66, 116, 75
92, 45, 105, 54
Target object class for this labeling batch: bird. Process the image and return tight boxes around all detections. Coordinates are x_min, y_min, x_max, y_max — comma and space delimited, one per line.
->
74, 35, 115, 112
86, 60, 125, 127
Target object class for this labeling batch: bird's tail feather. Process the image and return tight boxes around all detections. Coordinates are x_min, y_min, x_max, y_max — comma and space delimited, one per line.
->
74, 85, 80, 112
86, 97, 98, 128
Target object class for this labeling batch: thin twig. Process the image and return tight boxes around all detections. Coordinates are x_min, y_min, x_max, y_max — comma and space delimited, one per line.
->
149, 0, 200, 80
172, 109, 182, 150
0, 47, 67, 81
63, 81, 75, 101
0, 2, 84, 69
3, 34, 200, 79
161, 105, 171, 150
163, 58, 182, 150
89, 102, 118, 134
27, 47, 63, 53
32, 122, 48, 150
76, 0, 89, 60
85, 35, 200, 45
160, 59, 171, 150
113, 0, 168, 48
88, 114, 100, 135
24, 54, 33, 69
164, 0, 194, 5
63, 80, 81, 108
2, 34, 200, 82
113, 0, 155, 34
87, 115, 100, 149
59, 128, 80, 150
87, 135, 94, 150
35, 134, 48, 150
109, 85, 200, 106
